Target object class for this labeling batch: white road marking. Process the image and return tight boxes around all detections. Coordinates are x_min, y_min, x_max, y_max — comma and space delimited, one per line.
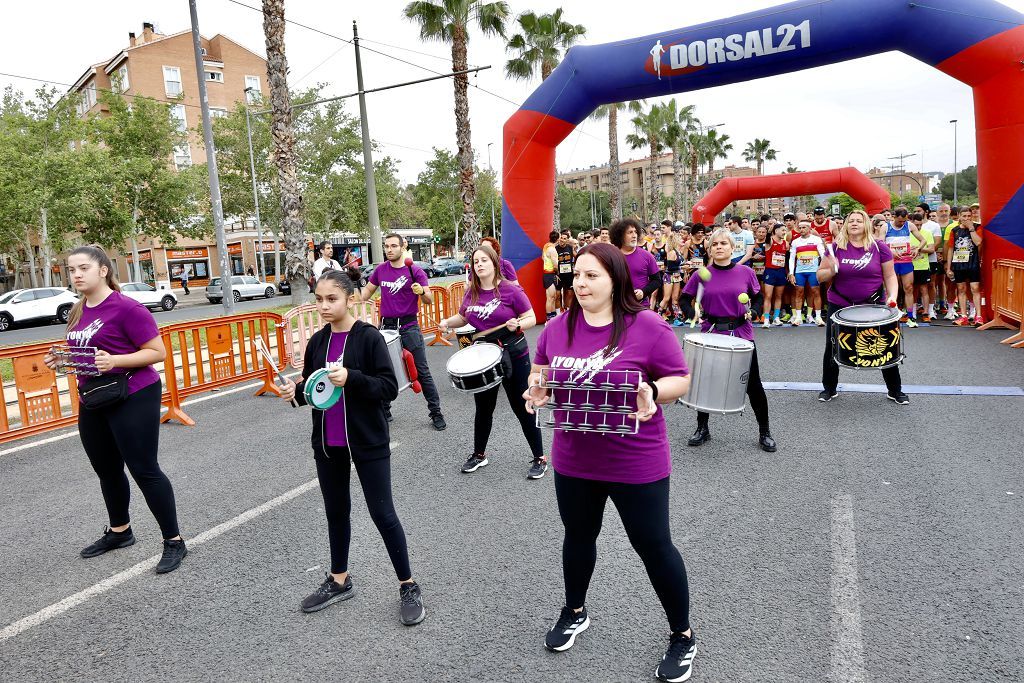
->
0, 372, 301, 459
0, 478, 320, 643
830, 494, 867, 683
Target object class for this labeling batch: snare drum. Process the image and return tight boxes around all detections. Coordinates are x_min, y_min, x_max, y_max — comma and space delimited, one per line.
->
453, 325, 477, 349
304, 367, 343, 409
831, 304, 904, 370
679, 333, 754, 414
380, 329, 411, 392
446, 343, 505, 393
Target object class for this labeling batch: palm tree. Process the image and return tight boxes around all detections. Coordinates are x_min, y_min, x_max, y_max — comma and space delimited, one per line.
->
626, 104, 669, 224
686, 131, 705, 208
703, 128, 732, 176
262, 0, 308, 305
505, 8, 585, 231
589, 100, 643, 220
405, 0, 509, 254
662, 100, 699, 220
743, 138, 778, 213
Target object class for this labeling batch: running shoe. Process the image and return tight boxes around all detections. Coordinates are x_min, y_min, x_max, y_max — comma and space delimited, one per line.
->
907, 318, 918, 328
953, 316, 970, 326
973, 316, 985, 327
818, 389, 838, 402
155, 538, 188, 574
944, 309, 958, 321
899, 313, 909, 323
814, 314, 825, 327
791, 312, 802, 327
545, 606, 590, 652
430, 413, 447, 431
887, 391, 910, 405
461, 454, 488, 473
921, 314, 931, 324
527, 457, 549, 480
301, 573, 354, 613
762, 319, 771, 329
655, 631, 697, 682
399, 581, 425, 626
780, 312, 792, 323
672, 318, 686, 327
80, 526, 135, 558
772, 317, 784, 327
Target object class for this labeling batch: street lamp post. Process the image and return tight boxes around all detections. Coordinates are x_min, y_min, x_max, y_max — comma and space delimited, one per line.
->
243, 87, 265, 281
950, 119, 958, 205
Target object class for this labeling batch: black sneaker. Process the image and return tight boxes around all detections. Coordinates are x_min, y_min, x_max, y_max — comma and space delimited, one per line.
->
818, 389, 838, 402
461, 454, 488, 473
545, 606, 590, 652
399, 581, 425, 626
430, 413, 447, 431
527, 458, 548, 480
80, 526, 135, 558
687, 425, 710, 447
301, 573, 354, 613
655, 631, 696, 682
887, 391, 910, 405
155, 538, 187, 574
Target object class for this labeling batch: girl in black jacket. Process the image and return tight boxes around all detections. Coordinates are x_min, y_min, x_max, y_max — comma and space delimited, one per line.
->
279, 270, 424, 625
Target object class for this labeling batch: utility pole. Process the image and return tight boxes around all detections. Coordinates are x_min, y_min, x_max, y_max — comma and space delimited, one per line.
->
40, 208, 51, 287
353, 21, 383, 265
189, 0, 233, 313
244, 90, 265, 281
950, 119, 959, 204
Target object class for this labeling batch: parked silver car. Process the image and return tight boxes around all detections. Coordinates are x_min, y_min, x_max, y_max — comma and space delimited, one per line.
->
206, 276, 276, 304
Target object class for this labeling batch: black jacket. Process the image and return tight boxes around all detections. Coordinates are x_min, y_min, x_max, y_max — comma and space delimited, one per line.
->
295, 320, 398, 461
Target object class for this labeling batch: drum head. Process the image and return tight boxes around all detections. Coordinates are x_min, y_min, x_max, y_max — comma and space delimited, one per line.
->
684, 332, 754, 351
834, 304, 898, 325
447, 343, 502, 375
453, 325, 477, 335
304, 368, 343, 410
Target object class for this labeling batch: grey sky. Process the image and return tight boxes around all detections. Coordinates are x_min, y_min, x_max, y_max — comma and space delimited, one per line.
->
3, 0, 1014, 187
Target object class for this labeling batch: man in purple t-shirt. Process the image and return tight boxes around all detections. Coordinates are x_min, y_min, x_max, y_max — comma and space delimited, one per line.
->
361, 233, 446, 430
610, 218, 662, 307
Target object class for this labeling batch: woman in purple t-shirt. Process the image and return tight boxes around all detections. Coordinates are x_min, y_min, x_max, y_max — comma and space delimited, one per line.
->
816, 210, 905, 403
680, 228, 777, 452
439, 243, 544, 479
523, 243, 697, 682
44, 246, 186, 574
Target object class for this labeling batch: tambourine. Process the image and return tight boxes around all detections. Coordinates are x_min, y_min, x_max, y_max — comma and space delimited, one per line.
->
303, 368, 343, 410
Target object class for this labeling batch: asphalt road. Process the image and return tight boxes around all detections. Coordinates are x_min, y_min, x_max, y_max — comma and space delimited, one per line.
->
0, 322, 1021, 682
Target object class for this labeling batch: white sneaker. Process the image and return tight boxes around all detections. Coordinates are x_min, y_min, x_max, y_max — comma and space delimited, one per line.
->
944, 309, 957, 321
815, 314, 825, 327
772, 317, 784, 327
763, 319, 771, 329
791, 312, 802, 326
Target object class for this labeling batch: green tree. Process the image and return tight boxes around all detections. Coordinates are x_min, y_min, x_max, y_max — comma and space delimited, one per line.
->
557, 186, 610, 231
701, 128, 732, 176
589, 100, 644, 221
742, 138, 778, 214
936, 165, 977, 203
626, 104, 669, 223
411, 147, 498, 250
826, 193, 864, 216
662, 100, 699, 220
505, 7, 585, 232
404, 0, 510, 255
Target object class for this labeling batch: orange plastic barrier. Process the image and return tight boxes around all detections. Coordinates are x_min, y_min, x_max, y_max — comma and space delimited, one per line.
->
424, 285, 452, 347
0, 342, 85, 443
281, 301, 379, 368
978, 259, 1024, 347
447, 281, 467, 315
160, 312, 286, 425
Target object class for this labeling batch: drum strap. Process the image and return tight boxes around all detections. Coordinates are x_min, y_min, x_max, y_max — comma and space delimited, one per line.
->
380, 315, 418, 330
705, 315, 746, 330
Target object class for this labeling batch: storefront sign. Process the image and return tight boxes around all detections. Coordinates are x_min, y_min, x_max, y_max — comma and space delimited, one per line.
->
167, 248, 209, 260
227, 243, 243, 255
126, 250, 152, 262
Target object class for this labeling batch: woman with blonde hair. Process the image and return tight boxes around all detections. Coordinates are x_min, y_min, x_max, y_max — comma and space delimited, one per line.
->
439, 243, 545, 478
816, 210, 906, 404
43, 245, 187, 573
659, 231, 686, 324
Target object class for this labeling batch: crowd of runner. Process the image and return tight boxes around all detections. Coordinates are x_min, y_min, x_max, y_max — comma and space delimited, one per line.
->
544, 201, 985, 328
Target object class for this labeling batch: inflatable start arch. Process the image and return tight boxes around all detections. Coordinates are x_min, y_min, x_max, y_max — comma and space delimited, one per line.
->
692, 167, 891, 223
502, 0, 1024, 316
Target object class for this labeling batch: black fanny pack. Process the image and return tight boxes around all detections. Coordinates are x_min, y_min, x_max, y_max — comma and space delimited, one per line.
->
80, 372, 132, 410
705, 315, 747, 331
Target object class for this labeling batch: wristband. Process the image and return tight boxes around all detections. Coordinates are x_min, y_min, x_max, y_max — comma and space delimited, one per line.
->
649, 381, 659, 403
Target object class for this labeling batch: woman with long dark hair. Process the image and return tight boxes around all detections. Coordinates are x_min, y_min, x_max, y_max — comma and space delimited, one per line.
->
439, 244, 545, 478
44, 245, 186, 573
524, 242, 697, 682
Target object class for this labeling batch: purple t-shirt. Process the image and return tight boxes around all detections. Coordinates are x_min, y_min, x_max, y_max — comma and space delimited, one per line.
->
623, 247, 660, 305
682, 263, 760, 342
534, 310, 689, 485
827, 241, 893, 307
67, 291, 161, 395
370, 261, 428, 318
459, 284, 531, 332
324, 331, 349, 447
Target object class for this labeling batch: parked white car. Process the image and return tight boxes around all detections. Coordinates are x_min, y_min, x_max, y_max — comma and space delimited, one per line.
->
205, 276, 276, 304
121, 282, 177, 312
0, 287, 80, 331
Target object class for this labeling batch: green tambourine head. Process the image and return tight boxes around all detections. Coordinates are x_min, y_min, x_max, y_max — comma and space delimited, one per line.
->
303, 368, 343, 410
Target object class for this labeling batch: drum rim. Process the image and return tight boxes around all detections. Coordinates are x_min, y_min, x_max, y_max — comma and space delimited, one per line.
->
831, 304, 901, 326
453, 324, 478, 334
683, 332, 755, 350
446, 343, 503, 375
304, 367, 342, 408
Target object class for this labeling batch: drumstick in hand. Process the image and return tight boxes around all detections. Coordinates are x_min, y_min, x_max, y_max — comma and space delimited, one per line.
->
691, 267, 711, 328
404, 258, 451, 344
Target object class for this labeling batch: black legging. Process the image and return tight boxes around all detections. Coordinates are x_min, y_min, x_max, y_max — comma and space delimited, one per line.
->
78, 380, 180, 539
554, 471, 690, 633
821, 302, 902, 394
697, 346, 769, 430
316, 447, 411, 581
473, 351, 544, 459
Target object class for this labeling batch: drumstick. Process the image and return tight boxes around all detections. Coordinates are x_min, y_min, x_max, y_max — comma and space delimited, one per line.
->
691, 267, 711, 328
828, 243, 839, 274
472, 315, 530, 341
254, 335, 298, 408
404, 257, 452, 344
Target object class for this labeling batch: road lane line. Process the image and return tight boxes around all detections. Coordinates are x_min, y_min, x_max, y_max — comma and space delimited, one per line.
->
0, 478, 320, 643
830, 493, 867, 683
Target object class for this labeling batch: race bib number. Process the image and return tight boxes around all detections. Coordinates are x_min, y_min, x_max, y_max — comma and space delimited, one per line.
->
952, 248, 971, 263
797, 253, 817, 265
888, 238, 911, 261
558, 263, 572, 274
688, 258, 704, 270
771, 252, 786, 268
670, 272, 682, 284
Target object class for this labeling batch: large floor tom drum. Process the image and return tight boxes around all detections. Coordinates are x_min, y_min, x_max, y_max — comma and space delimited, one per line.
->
446, 343, 505, 393
831, 305, 904, 370
380, 329, 411, 392
680, 333, 754, 414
